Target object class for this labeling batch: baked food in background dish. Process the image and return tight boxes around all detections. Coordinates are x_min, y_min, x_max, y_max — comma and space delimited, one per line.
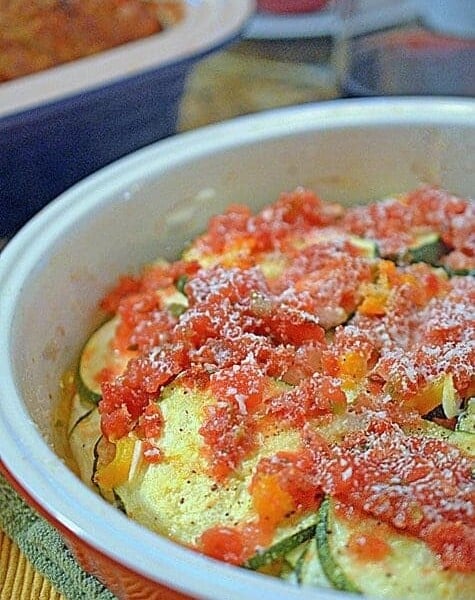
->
0, 0, 184, 82
67, 185, 474, 599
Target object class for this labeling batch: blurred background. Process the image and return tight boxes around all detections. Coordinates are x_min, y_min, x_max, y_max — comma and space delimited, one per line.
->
1, 0, 474, 237
182, 0, 474, 132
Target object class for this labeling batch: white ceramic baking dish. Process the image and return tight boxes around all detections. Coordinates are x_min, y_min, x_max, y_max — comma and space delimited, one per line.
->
0, 97, 474, 600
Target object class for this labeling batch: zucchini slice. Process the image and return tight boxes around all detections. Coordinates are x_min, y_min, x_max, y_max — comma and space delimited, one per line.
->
111, 381, 303, 547
457, 398, 475, 435
317, 498, 475, 600
441, 266, 475, 278
315, 498, 360, 593
410, 419, 475, 458
68, 394, 121, 506
67, 393, 95, 438
405, 233, 448, 265
348, 236, 379, 259
245, 516, 317, 571
77, 289, 188, 404
298, 537, 332, 588
440, 373, 462, 419
175, 275, 188, 294
77, 317, 132, 404
69, 375, 304, 547
285, 541, 309, 571
68, 395, 101, 489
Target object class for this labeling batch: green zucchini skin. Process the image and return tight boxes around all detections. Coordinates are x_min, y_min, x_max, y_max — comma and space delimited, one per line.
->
245, 522, 317, 571
457, 399, 475, 435
348, 236, 379, 259
315, 498, 361, 594
176, 275, 188, 294
297, 538, 332, 588
75, 370, 102, 405
441, 266, 475, 278
405, 233, 448, 265
76, 288, 188, 405
68, 396, 101, 489
76, 317, 120, 405
316, 497, 475, 600
284, 541, 309, 575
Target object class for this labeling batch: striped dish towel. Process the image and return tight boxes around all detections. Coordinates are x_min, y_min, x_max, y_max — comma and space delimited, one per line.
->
0, 474, 116, 600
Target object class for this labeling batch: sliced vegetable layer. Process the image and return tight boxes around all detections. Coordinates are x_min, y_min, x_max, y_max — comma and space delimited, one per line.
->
317, 498, 475, 600
67, 185, 475, 599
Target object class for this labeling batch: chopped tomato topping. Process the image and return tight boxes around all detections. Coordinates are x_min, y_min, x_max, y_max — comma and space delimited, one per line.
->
199, 401, 257, 482
424, 522, 475, 573
199, 526, 248, 565
259, 302, 325, 345
347, 532, 391, 562
305, 417, 475, 571
141, 440, 163, 464
94, 186, 475, 570
199, 521, 269, 566
266, 374, 346, 427
209, 363, 269, 414
100, 275, 142, 314
136, 403, 163, 439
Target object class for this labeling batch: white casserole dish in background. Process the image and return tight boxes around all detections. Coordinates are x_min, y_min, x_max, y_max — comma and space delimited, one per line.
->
0, 98, 474, 600
0, 0, 254, 237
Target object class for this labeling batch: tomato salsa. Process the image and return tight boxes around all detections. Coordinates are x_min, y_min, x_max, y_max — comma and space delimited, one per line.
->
71, 186, 474, 585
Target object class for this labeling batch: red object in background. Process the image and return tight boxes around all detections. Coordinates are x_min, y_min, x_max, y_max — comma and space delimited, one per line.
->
257, 0, 328, 14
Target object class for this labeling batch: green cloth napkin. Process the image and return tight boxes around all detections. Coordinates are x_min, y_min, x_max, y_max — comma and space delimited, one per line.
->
0, 473, 117, 600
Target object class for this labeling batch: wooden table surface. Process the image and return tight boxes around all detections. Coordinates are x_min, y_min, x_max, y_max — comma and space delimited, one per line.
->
0, 39, 338, 600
